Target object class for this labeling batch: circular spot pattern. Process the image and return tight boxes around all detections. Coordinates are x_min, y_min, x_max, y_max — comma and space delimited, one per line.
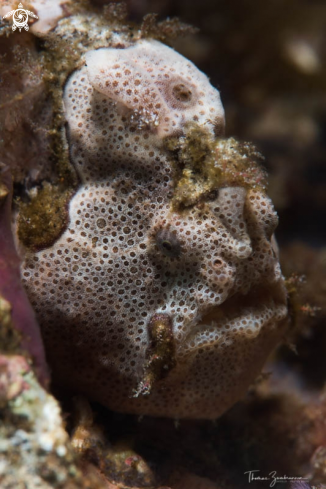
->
20, 41, 288, 419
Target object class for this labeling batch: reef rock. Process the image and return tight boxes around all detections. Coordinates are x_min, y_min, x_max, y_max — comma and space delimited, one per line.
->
20, 38, 288, 419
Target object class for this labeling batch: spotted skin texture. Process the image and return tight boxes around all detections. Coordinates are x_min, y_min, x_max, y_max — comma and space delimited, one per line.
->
85, 40, 225, 138
21, 40, 288, 419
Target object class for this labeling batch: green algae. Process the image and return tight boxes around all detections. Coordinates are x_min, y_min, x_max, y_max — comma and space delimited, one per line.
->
17, 184, 73, 251
0, 295, 22, 354
139, 13, 198, 42
134, 313, 176, 397
166, 124, 268, 210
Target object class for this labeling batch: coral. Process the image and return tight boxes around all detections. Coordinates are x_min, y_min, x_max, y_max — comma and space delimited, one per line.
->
0, 351, 109, 489
0, 354, 73, 488
19, 33, 288, 419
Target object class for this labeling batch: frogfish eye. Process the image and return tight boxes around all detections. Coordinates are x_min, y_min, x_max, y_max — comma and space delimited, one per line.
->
155, 228, 181, 258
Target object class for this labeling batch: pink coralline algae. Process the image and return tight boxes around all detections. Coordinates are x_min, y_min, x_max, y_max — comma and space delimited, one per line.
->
19, 38, 288, 419
0, 168, 48, 386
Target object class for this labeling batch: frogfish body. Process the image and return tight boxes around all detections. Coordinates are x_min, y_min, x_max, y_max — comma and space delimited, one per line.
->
20, 39, 288, 419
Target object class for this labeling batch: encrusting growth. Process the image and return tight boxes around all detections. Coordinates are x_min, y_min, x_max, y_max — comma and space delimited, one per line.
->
19, 37, 289, 419
134, 313, 176, 397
